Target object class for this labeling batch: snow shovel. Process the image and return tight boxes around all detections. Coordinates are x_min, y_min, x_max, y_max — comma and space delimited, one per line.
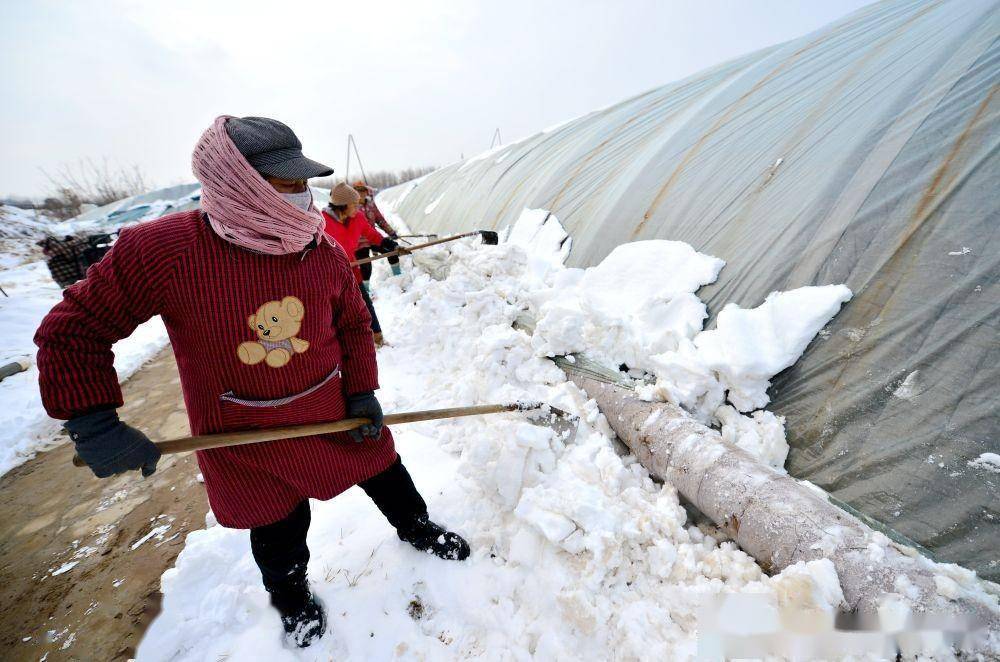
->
71, 401, 573, 467
351, 230, 500, 267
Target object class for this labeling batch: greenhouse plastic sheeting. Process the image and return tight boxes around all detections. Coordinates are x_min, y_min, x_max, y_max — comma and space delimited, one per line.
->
379, 0, 1000, 580
69, 183, 202, 225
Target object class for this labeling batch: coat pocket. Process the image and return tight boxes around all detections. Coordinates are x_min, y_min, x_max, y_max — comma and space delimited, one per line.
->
218, 367, 346, 431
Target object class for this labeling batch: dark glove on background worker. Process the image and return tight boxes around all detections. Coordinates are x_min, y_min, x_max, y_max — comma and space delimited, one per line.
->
345, 391, 384, 442
379, 236, 399, 253
66, 409, 161, 478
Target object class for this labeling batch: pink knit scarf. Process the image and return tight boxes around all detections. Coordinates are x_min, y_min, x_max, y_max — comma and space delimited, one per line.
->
191, 116, 325, 255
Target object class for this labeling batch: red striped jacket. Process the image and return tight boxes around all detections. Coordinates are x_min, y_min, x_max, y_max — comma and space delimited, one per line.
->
34, 210, 397, 528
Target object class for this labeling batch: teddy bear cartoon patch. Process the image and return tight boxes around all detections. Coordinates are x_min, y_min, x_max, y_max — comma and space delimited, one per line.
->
238, 296, 310, 368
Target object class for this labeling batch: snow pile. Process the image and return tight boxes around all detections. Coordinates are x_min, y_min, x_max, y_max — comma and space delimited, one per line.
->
0, 193, 201, 477
519, 213, 849, 469
673, 285, 853, 412
0, 205, 54, 269
531, 240, 723, 372
528, 236, 850, 427
715, 405, 789, 469
968, 453, 1000, 474
504, 208, 572, 279
633, 285, 852, 427
0, 256, 169, 477
139, 217, 870, 660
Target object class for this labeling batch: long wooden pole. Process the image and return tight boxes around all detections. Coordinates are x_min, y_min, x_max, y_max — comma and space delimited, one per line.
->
350, 231, 488, 267
72, 403, 534, 467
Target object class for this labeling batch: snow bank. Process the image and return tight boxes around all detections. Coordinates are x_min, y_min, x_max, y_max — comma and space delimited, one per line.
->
0, 205, 53, 269
140, 212, 876, 660
505, 208, 572, 280
582, 241, 725, 317
0, 193, 200, 476
688, 285, 853, 411
522, 219, 849, 471
716, 405, 789, 469
0, 257, 169, 477
531, 240, 723, 373
968, 452, 1000, 474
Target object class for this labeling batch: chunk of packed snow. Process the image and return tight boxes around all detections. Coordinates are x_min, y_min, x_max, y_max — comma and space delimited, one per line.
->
581, 241, 724, 318
505, 208, 571, 279
768, 558, 845, 611
968, 452, 1000, 474
533, 240, 722, 371
892, 370, 921, 400
686, 285, 853, 411
50, 561, 79, 577
715, 405, 789, 469
131, 524, 172, 551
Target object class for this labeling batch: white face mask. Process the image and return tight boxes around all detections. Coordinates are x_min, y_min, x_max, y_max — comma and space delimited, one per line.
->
282, 188, 314, 212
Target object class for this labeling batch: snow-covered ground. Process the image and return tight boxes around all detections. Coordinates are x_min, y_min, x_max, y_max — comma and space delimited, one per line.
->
0, 197, 198, 477
0, 205, 54, 269
0, 258, 169, 477
137, 209, 999, 659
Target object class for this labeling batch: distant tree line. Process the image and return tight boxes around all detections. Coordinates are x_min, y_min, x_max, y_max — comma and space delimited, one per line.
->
311, 166, 437, 192
22, 159, 151, 220
7, 161, 437, 222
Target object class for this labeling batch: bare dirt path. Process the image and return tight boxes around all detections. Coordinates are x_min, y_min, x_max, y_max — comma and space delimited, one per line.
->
0, 349, 208, 661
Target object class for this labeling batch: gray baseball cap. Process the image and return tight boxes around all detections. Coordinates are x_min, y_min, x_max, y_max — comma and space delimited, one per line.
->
225, 116, 334, 180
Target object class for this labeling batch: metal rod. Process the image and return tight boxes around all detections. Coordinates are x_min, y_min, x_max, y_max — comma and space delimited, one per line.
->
350, 231, 485, 266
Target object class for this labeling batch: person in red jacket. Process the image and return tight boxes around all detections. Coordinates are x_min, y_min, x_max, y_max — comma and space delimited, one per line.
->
352, 181, 403, 279
322, 183, 397, 347
33, 116, 469, 649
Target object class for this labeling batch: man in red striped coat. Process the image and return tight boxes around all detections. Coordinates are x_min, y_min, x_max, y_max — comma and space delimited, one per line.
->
33, 116, 469, 648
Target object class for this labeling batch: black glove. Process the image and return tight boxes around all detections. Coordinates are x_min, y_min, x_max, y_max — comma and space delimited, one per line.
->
66, 409, 161, 478
379, 237, 399, 252
345, 391, 384, 442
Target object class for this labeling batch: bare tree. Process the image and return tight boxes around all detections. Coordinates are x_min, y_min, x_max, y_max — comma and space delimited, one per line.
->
40, 158, 150, 219
311, 166, 436, 192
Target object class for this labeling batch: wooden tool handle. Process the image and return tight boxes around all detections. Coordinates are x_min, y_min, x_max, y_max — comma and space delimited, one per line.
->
350, 231, 482, 267
72, 403, 523, 468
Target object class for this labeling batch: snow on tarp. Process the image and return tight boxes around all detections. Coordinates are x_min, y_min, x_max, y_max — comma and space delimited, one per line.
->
378, 0, 1000, 581
61, 182, 202, 231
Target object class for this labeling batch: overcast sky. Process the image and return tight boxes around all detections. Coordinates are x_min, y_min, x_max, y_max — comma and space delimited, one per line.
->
2, 0, 873, 198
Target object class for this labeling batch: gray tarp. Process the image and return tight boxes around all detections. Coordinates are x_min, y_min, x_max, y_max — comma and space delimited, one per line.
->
379, 0, 1000, 580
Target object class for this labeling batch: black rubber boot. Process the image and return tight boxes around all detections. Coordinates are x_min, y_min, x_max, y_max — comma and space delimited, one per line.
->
270, 584, 326, 648
359, 458, 471, 561
397, 515, 471, 561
